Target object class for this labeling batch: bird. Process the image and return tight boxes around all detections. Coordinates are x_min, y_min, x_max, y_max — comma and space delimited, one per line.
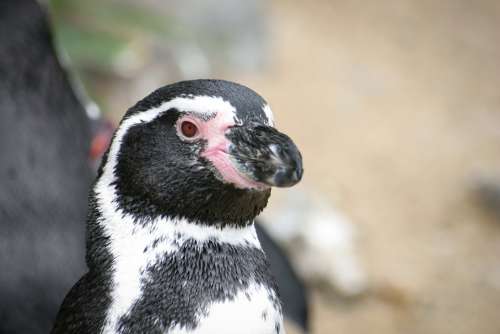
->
0, 1, 91, 332
51, 79, 303, 334
0, 1, 308, 332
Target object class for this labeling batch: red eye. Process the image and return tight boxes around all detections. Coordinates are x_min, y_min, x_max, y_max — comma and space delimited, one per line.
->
181, 121, 198, 138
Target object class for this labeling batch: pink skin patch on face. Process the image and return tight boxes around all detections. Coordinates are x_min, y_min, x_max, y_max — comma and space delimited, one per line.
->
176, 112, 268, 190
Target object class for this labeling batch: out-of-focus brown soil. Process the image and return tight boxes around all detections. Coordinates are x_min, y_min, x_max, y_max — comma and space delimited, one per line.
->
238, 1, 500, 333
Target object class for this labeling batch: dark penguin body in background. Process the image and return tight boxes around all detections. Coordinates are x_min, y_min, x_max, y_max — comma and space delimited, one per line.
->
0, 1, 308, 333
52, 80, 303, 333
0, 1, 91, 333
254, 223, 308, 332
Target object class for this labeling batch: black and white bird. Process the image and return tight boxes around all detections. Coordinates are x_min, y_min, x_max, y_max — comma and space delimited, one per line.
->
51, 80, 303, 333
0, 1, 307, 332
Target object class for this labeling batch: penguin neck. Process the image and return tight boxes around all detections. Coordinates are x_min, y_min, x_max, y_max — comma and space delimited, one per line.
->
88, 181, 267, 334
89, 142, 264, 268
88, 181, 264, 271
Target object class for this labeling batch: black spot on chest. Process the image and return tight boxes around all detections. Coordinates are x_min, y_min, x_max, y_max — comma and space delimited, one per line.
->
118, 239, 279, 333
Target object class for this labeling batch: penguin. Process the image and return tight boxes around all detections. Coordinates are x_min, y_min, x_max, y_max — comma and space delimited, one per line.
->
0, 1, 308, 332
51, 80, 303, 334
0, 1, 91, 333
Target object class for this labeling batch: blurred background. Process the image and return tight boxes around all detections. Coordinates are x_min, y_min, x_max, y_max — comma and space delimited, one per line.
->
47, 0, 500, 333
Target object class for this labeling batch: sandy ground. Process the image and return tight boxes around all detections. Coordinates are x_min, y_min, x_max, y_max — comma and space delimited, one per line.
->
237, 1, 500, 333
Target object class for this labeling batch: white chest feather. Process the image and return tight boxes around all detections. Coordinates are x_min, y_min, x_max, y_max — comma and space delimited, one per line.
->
168, 283, 284, 334
97, 211, 267, 334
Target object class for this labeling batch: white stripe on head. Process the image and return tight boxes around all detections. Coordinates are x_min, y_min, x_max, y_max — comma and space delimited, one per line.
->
263, 104, 275, 126
96, 95, 262, 334
167, 95, 237, 116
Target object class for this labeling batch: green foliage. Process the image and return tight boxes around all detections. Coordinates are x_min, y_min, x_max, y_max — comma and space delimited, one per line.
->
49, 0, 175, 73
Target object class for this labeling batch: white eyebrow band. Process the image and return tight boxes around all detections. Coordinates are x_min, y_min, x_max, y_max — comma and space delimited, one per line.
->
167, 95, 237, 115
182, 110, 217, 121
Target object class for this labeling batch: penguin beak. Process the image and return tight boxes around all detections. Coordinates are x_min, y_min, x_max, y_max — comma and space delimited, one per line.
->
226, 124, 303, 188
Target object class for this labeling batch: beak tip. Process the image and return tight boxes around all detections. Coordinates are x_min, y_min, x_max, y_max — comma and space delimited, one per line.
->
267, 166, 303, 188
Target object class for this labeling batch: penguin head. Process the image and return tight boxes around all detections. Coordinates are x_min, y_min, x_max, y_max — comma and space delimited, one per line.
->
98, 80, 303, 225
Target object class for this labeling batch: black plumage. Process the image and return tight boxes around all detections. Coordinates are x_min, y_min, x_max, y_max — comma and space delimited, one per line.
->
0, 1, 91, 333
255, 223, 309, 332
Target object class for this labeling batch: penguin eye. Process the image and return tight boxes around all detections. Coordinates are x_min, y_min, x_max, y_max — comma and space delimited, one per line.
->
180, 121, 198, 138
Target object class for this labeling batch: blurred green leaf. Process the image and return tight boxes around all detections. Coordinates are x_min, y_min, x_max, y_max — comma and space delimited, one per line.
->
49, 0, 176, 72
56, 22, 129, 70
